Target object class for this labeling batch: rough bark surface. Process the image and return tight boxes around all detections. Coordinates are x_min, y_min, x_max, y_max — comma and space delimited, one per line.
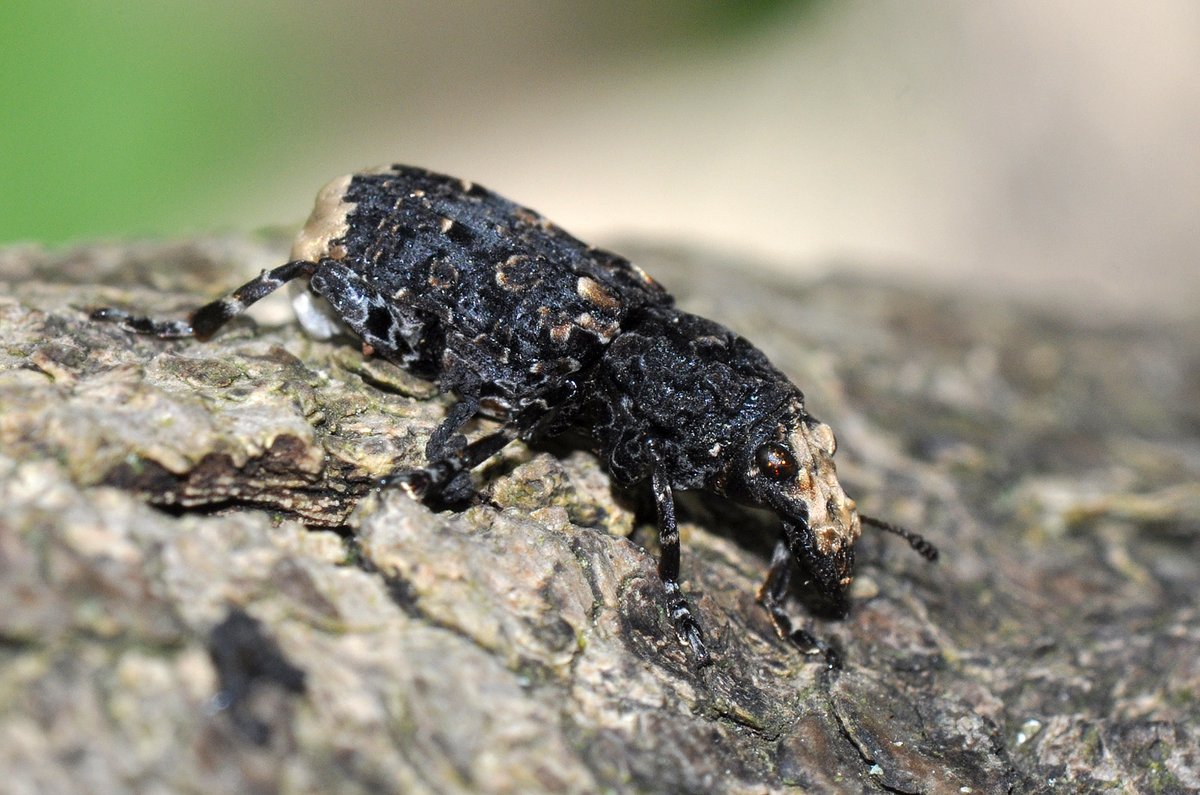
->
1, 236, 1196, 794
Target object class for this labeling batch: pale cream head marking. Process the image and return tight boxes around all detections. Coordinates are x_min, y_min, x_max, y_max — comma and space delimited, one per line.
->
785, 420, 862, 568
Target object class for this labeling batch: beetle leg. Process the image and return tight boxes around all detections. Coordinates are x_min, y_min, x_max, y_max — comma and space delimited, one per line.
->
425, 392, 481, 462
91, 260, 315, 340
382, 428, 515, 506
650, 464, 711, 666
757, 539, 794, 637
421, 393, 482, 503
757, 538, 842, 668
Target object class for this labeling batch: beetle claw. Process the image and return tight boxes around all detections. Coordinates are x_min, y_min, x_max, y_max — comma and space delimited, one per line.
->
678, 615, 711, 668
787, 627, 842, 670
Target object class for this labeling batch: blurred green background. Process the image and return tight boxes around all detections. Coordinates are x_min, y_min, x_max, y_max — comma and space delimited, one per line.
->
1, 0, 807, 244
4, 0, 294, 242
3, 1, 1197, 319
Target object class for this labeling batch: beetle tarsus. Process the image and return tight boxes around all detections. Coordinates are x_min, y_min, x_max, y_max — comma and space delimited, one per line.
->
381, 469, 434, 500
89, 306, 194, 338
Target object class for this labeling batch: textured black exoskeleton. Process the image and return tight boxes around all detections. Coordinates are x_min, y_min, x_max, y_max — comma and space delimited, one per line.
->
93, 165, 937, 666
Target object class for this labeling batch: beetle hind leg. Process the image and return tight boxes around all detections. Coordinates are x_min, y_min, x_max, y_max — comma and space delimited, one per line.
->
88, 307, 195, 339
91, 260, 315, 340
308, 260, 428, 366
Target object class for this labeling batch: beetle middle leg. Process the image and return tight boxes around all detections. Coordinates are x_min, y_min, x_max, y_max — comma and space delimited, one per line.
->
425, 393, 480, 461
91, 260, 316, 340
382, 428, 515, 506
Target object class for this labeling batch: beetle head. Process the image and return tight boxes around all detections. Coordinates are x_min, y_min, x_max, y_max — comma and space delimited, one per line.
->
722, 400, 861, 615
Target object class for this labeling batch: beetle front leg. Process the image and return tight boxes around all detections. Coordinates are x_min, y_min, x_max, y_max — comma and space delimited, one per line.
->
650, 465, 710, 666
757, 539, 795, 637
757, 539, 842, 668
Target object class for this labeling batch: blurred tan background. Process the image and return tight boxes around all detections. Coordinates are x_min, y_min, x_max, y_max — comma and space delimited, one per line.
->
4, 1, 1197, 319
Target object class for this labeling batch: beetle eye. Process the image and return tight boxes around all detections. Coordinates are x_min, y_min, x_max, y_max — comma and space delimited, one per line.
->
755, 442, 798, 481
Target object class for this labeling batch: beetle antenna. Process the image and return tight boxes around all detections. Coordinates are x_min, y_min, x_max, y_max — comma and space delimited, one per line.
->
860, 515, 939, 562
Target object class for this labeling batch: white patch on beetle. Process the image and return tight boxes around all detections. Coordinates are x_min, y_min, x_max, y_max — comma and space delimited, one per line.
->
289, 282, 347, 340
495, 254, 534, 291
549, 321, 573, 344
628, 261, 659, 288
808, 421, 837, 456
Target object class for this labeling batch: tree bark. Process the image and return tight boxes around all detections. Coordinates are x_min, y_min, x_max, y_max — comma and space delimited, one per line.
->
1, 236, 1196, 793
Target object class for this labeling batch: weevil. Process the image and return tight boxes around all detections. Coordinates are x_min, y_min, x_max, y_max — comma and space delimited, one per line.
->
93, 164, 937, 666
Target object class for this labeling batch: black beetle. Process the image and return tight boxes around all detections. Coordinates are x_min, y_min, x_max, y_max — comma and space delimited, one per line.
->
93, 164, 936, 665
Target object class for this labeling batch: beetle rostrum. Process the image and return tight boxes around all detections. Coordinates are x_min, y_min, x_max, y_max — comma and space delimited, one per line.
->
92, 164, 937, 666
